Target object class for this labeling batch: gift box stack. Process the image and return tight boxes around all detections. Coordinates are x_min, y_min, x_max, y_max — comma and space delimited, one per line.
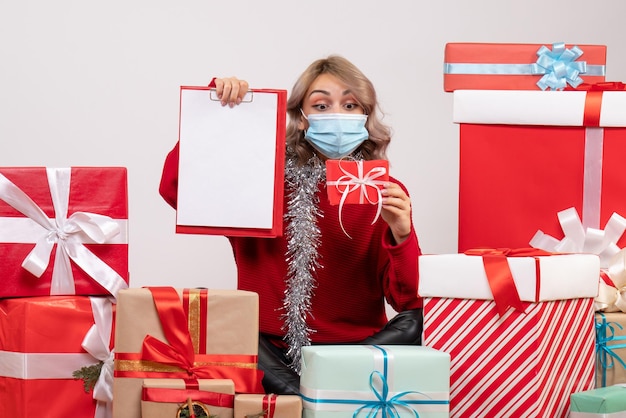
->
0, 167, 299, 417
113, 286, 268, 418
417, 41, 626, 417
0, 167, 129, 417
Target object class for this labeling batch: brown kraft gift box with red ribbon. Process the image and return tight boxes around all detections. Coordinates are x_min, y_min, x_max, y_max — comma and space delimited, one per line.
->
141, 378, 235, 418
453, 83, 626, 255
234, 394, 303, 418
113, 287, 264, 418
0, 166, 129, 298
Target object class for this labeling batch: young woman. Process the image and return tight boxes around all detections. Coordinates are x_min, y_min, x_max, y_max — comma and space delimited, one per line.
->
159, 55, 423, 394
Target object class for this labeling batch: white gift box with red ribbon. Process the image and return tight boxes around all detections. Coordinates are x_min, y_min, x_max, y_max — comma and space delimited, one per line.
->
419, 251, 599, 417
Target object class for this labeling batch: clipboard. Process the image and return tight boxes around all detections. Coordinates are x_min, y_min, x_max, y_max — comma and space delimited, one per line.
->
175, 86, 287, 237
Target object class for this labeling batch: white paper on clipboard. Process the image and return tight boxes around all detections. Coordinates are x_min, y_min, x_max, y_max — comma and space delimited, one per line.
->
176, 87, 286, 235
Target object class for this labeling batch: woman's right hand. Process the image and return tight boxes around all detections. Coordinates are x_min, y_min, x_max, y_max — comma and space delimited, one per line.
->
213, 77, 249, 107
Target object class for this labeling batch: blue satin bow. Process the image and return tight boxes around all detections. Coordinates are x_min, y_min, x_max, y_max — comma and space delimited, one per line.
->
352, 370, 421, 418
532, 42, 587, 90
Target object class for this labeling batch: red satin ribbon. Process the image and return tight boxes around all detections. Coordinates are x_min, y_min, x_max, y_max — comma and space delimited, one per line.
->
141, 386, 235, 407
115, 287, 264, 393
464, 248, 553, 317
263, 394, 278, 418
600, 269, 616, 288
568, 82, 626, 127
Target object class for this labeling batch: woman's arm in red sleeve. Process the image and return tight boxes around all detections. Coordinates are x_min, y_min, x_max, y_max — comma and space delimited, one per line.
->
159, 141, 180, 209
378, 178, 422, 311
381, 226, 423, 311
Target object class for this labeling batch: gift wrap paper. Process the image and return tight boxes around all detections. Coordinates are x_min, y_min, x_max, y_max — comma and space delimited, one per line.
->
0, 295, 114, 418
325, 159, 388, 206
0, 167, 129, 297
113, 287, 263, 418
443, 42, 606, 91
419, 253, 599, 418
596, 312, 626, 387
453, 89, 626, 253
570, 385, 626, 417
234, 394, 302, 418
141, 378, 235, 418
299, 345, 450, 418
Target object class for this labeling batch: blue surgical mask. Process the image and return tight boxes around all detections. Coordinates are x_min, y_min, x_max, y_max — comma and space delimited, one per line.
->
302, 111, 369, 159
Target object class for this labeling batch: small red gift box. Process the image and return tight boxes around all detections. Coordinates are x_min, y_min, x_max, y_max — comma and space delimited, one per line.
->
419, 252, 599, 417
326, 159, 388, 205
0, 167, 129, 298
0, 295, 115, 418
443, 42, 606, 91
325, 159, 389, 238
453, 87, 626, 259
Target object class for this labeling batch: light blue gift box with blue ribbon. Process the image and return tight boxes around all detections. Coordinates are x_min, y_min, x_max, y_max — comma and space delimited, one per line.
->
299, 345, 450, 417
570, 384, 626, 417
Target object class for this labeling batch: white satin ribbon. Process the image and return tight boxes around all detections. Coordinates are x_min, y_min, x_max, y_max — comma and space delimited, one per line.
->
327, 161, 387, 238
530, 207, 626, 269
81, 297, 114, 418
583, 127, 604, 230
0, 351, 97, 379
0, 168, 128, 298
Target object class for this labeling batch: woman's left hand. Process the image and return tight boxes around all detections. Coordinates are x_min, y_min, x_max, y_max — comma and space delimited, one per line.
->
381, 182, 412, 244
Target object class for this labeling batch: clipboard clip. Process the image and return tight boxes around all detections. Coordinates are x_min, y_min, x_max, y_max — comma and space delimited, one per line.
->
209, 89, 254, 103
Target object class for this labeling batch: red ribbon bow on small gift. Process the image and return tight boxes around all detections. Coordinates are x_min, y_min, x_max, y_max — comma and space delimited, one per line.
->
464, 248, 554, 317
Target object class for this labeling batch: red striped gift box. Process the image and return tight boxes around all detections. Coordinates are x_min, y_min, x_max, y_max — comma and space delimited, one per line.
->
419, 252, 599, 417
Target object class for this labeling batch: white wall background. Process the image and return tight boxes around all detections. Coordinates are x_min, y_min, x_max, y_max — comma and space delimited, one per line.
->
2, 0, 626, 290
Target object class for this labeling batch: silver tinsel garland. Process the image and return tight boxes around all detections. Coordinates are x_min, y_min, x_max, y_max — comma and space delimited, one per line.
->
281, 152, 326, 373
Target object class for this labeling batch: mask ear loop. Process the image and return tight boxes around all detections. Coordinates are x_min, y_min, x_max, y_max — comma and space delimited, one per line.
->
299, 108, 309, 139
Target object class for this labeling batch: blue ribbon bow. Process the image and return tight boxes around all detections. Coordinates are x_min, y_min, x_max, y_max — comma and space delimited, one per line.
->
352, 369, 421, 417
532, 42, 587, 90
595, 313, 626, 387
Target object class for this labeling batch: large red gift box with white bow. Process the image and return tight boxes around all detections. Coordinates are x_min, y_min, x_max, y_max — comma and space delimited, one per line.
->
453, 87, 626, 259
0, 167, 129, 298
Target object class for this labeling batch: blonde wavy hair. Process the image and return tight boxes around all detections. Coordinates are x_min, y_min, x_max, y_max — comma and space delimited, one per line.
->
286, 55, 392, 165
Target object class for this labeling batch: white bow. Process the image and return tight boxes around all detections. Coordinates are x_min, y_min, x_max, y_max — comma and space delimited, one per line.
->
81, 297, 115, 418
